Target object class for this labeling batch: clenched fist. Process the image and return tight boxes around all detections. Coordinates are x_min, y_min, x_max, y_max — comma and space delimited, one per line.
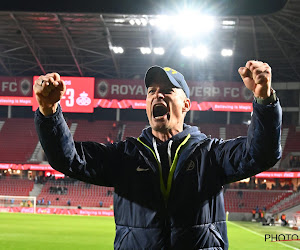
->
238, 60, 272, 99
33, 73, 66, 116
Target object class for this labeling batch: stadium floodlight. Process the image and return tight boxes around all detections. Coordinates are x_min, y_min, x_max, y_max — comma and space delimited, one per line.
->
221, 49, 233, 57
129, 18, 148, 26
140, 18, 147, 26
153, 47, 165, 55
222, 26, 235, 30
117, 47, 124, 53
149, 19, 157, 26
153, 11, 215, 38
195, 45, 208, 59
114, 19, 125, 23
140, 47, 152, 54
112, 47, 124, 54
135, 19, 142, 26
174, 12, 215, 37
155, 15, 172, 30
181, 47, 193, 57
222, 20, 235, 30
222, 20, 235, 26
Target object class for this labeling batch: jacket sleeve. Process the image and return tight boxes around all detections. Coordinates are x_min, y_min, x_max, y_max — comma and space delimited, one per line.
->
210, 99, 282, 185
34, 105, 123, 187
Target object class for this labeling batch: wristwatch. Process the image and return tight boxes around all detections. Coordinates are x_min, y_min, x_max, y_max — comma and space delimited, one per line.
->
254, 88, 277, 105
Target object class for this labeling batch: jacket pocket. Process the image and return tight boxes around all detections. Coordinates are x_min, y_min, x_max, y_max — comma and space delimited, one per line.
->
208, 224, 224, 248
171, 224, 225, 249
114, 226, 164, 249
114, 226, 131, 249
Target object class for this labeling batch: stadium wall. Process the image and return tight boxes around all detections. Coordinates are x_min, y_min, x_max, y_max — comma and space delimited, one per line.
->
228, 212, 252, 221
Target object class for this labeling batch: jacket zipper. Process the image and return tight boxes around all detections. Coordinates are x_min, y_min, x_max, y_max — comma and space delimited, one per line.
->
137, 134, 191, 204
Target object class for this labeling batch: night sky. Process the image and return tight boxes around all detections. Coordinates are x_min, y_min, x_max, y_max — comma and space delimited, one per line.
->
1, 0, 288, 16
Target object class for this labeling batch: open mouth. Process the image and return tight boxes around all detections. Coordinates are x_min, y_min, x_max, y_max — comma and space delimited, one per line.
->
153, 104, 169, 119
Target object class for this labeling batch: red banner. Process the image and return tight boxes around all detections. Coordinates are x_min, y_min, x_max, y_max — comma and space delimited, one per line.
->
198, 102, 253, 112
0, 76, 254, 103
94, 99, 253, 112
0, 206, 114, 216
255, 172, 300, 178
0, 96, 32, 106
32, 76, 95, 113
0, 76, 254, 112
94, 99, 147, 109
95, 79, 253, 102
2, 163, 299, 178
0, 163, 54, 171
0, 77, 32, 96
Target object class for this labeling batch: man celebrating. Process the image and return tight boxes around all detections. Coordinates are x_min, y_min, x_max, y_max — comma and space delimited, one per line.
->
34, 61, 281, 249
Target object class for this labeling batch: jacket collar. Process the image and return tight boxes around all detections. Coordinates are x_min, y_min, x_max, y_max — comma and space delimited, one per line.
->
139, 123, 206, 147
127, 124, 207, 176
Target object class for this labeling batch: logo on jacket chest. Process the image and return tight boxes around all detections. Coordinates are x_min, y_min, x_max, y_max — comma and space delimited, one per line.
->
136, 166, 150, 172
186, 160, 195, 171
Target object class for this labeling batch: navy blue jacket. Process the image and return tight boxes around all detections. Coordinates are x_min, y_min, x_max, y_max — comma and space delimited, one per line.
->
34, 100, 282, 249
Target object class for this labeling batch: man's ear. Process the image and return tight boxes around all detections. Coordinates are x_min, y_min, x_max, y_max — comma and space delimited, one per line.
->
183, 98, 191, 113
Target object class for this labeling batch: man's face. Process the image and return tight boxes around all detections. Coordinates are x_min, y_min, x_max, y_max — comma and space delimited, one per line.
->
146, 78, 190, 133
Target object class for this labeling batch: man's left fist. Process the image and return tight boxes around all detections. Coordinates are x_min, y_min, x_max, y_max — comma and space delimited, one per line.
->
238, 60, 272, 99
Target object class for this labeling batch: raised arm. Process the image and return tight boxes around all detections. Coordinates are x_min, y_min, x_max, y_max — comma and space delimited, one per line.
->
33, 74, 123, 187
211, 61, 282, 184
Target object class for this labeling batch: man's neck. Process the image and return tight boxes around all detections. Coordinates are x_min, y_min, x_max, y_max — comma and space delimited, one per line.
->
152, 127, 183, 142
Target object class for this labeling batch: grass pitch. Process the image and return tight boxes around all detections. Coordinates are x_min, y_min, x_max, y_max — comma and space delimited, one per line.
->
0, 213, 115, 250
227, 221, 299, 249
0, 213, 299, 249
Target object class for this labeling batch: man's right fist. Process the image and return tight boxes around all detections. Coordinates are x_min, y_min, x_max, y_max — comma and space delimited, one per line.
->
33, 73, 66, 116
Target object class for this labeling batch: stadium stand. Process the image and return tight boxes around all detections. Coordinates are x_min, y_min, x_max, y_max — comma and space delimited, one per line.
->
0, 118, 39, 164
224, 189, 293, 213
189, 123, 249, 140
198, 124, 221, 138
122, 122, 248, 140
72, 120, 119, 143
281, 126, 300, 161
0, 120, 299, 212
122, 121, 149, 139
0, 121, 298, 168
269, 191, 300, 214
0, 178, 34, 196
37, 180, 113, 208
225, 124, 248, 140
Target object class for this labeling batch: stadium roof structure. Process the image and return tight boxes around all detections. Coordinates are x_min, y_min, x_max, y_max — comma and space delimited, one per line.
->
0, 0, 299, 82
